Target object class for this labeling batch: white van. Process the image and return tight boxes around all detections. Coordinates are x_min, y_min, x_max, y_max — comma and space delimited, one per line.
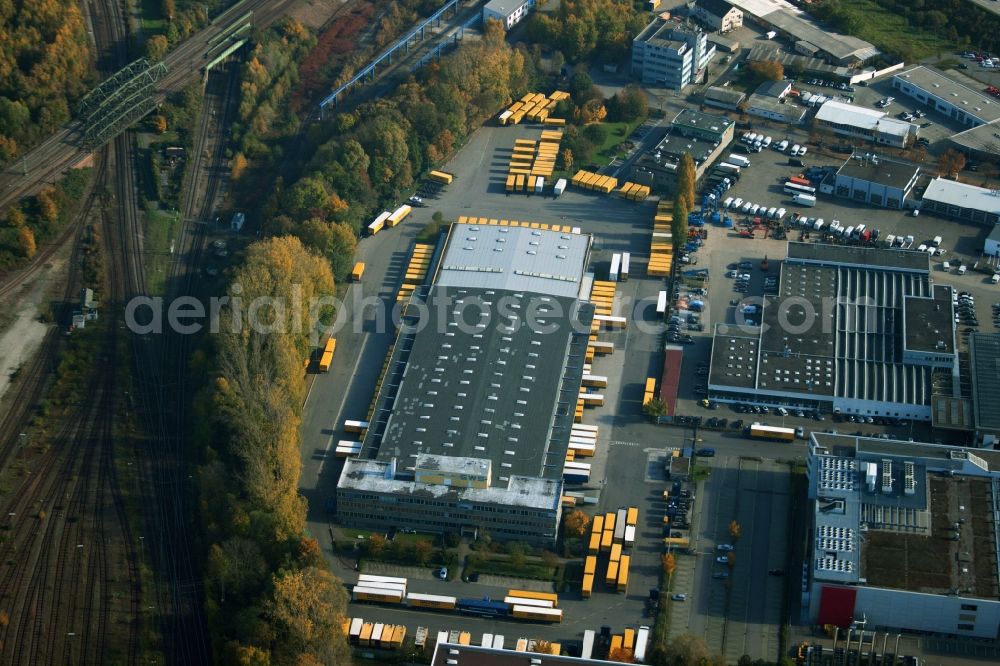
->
992, 273, 1000, 284
958, 265, 968, 275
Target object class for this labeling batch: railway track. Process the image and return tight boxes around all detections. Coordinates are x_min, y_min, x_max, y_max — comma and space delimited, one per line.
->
0, 0, 301, 213
0, 1, 145, 663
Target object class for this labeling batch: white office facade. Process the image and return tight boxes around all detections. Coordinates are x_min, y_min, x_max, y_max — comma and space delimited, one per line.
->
482, 0, 535, 30
632, 19, 715, 90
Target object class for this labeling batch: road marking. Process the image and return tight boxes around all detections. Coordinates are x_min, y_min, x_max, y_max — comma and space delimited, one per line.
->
609, 440, 640, 447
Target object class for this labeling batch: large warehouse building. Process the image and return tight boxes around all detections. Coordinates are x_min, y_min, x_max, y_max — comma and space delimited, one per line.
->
707, 243, 956, 420
807, 433, 1000, 639
336, 221, 595, 544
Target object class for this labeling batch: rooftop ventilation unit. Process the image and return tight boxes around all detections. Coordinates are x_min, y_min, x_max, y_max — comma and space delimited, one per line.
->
881, 459, 893, 494
904, 460, 916, 496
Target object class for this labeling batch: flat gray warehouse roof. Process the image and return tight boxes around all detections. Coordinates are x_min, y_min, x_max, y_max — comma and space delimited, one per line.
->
375, 286, 592, 481
436, 222, 591, 299
837, 156, 920, 190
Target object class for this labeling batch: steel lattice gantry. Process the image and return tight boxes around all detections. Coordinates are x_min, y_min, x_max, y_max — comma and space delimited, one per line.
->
77, 60, 169, 148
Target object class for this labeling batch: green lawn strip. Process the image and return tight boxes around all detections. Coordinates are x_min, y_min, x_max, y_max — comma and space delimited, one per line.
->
140, 0, 166, 34
143, 205, 177, 296
594, 118, 645, 163
464, 553, 561, 582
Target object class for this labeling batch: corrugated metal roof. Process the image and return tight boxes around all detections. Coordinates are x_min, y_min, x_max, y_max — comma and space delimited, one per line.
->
969, 333, 1000, 432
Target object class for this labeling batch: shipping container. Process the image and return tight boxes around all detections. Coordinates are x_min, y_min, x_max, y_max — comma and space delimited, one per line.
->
624, 524, 636, 546
516, 638, 528, 652
504, 596, 554, 608
349, 618, 364, 644
588, 532, 600, 554
635, 626, 651, 663
493, 635, 505, 650
367, 211, 391, 235
605, 559, 619, 584
428, 170, 454, 185
511, 605, 563, 623
459, 631, 471, 646
627, 506, 639, 526
610, 635, 623, 654
506, 589, 558, 606
614, 519, 626, 544
594, 314, 627, 329
353, 587, 404, 603
582, 573, 594, 598
610, 542, 622, 562
582, 630, 595, 658
351, 262, 365, 281
624, 628, 636, 650
406, 592, 457, 609
482, 633, 494, 648
609, 253, 621, 282
585, 555, 597, 575
387, 204, 412, 227
656, 290, 668, 314
592, 514, 604, 534
506, 174, 516, 192
621, 252, 631, 281
344, 420, 370, 433
359, 622, 374, 646
390, 625, 406, 649
568, 441, 596, 456
617, 555, 630, 592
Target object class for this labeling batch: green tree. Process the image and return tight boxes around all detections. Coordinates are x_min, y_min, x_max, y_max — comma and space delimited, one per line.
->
581, 123, 608, 146
749, 59, 784, 81
644, 396, 667, 418
563, 509, 591, 537
608, 86, 649, 122
267, 567, 350, 664
672, 198, 689, 248
145, 35, 169, 61
677, 153, 697, 210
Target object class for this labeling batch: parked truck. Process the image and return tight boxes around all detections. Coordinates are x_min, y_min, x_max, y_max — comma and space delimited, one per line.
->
727, 154, 750, 168
792, 193, 816, 207
553, 178, 567, 196
351, 262, 365, 281
717, 162, 741, 175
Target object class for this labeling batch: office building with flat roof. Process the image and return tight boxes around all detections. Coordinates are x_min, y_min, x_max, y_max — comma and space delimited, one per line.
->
629, 109, 734, 190
919, 177, 1000, 226
336, 222, 594, 544
632, 17, 715, 90
806, 433, 1000, 638
832, 152, 921, 209
707, 243, 956, 420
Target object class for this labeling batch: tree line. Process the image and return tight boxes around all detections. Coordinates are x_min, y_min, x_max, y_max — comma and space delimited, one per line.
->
0, 0, 92, 164
232, 18, 533, 281
195, 235, 351, 664
526, 0, 647, 64
814, 0, 999, 60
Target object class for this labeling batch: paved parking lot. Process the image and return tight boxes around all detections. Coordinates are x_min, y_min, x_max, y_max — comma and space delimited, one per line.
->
666, 453, 791, 662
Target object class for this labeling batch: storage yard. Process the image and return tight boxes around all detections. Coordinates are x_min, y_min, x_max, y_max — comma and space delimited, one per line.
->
299, 91, 1000, 661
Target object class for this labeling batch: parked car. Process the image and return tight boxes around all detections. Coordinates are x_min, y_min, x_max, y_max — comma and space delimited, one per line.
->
671, 593, 687, 602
